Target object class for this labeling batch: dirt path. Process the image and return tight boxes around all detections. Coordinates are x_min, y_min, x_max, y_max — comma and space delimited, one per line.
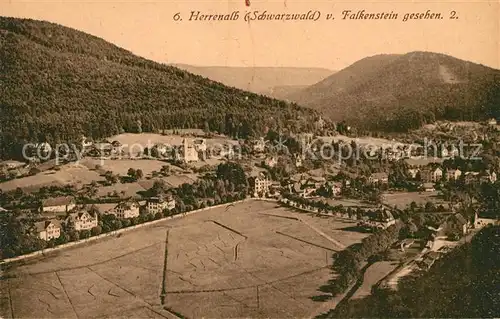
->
55, 271, 79, 319
275, 231, 337, 252
351, 261, 398, 300
298, 218, 346, 249
311, 261, 370, 318
308, 281, 357, 319
206, 220, 248, 239
0, 280, 15, 319
160, 230, 169, 305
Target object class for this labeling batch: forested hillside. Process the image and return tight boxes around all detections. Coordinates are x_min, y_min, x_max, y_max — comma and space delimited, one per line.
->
288, 52, 500, 131
287, 54, 401, 105
0, 17, 318, 160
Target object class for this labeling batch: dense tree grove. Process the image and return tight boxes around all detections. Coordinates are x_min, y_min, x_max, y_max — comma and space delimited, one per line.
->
0, 17, 319, 160
165, 162, 249, 211
313, 223, 403, 299
0, 212, 47, 258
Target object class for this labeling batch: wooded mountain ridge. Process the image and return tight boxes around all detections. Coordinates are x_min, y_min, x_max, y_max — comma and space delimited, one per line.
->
286, 52, 500, 131
0, 17, 319, 160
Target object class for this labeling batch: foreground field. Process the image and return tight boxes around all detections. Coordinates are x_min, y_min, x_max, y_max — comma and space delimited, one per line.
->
0, 200, 368, 318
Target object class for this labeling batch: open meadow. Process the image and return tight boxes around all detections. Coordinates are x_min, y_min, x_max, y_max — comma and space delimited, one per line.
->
95, 182, 148, 198
318, 135, 404, 148
0, 200, 369, 318
0, 163, 104, 192
81, 158, 172, 177
109, 133, 238, 149
312, 198, 377, 210
383, 191, 445, 208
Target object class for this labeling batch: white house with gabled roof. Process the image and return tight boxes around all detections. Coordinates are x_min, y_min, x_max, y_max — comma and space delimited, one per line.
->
112, 200, 140, 219
146, 195, 176, 215
65, 210, 98, 231
34, 219, 61, 241
446, 168, 462, 181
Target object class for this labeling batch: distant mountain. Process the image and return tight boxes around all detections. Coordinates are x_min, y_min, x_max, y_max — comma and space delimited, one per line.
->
0, 17, 320, 159
286, 52, 500, 131
286, 54, 401, 105
172, 64, 333, 97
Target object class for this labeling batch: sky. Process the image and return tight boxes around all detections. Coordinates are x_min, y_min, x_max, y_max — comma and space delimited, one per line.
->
1, 0, 498, 70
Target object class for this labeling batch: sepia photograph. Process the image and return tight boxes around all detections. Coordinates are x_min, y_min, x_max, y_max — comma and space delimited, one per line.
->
0, 0, 499, 318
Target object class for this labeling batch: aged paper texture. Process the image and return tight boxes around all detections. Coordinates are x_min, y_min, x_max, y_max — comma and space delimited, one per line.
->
0, 0, 499, 318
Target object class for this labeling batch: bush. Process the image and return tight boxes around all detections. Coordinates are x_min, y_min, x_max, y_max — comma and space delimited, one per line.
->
55, 232, 68, 245
130, 217, 139, 226
325, 223, 403, 298
122, 219, 131, 228
101, 224, 111, 233
1, 247, 16, 259
69, 230, 80, 242
154, 212, 163, 220
91, 226, 102, 236
163, 209, 172, 217
447, 231, 461, 241
80, 230, 91, 239
114, 220, 123, 230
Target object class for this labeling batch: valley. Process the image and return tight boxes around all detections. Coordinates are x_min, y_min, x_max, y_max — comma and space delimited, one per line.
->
0, 12, 499, 319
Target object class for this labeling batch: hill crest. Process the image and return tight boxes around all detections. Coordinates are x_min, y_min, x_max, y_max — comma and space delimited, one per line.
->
0, 16, 319, 159
171, 63, 334, 97
286, 51, 500, 131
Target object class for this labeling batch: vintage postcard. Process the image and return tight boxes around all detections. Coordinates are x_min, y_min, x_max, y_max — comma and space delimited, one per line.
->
0, 0, 499, 318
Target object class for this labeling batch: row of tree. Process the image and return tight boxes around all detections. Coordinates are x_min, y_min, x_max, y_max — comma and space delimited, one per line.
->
0, 16, 320, 160
314, 222, 403, 301
322, 225, 500, 318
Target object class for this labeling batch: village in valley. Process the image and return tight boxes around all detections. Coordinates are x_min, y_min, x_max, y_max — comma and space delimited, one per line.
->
2, 116, 500, 255
1, 112, 500, 318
